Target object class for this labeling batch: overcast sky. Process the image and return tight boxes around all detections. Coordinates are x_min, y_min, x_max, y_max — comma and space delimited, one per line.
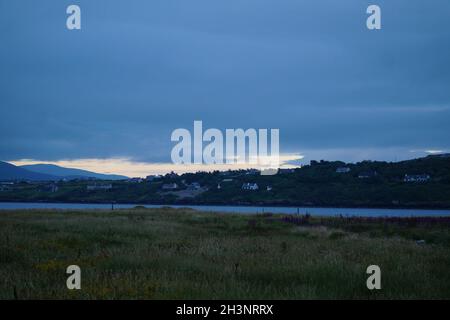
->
1, 1, 450, 176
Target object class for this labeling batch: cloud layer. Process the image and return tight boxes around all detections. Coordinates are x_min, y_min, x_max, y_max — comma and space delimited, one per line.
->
1, 0, 450, 172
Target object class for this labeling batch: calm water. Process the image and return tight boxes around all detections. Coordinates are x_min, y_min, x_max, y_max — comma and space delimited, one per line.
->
1, 202, 450, 217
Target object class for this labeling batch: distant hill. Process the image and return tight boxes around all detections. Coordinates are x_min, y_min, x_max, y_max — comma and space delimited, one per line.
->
20, 164, 128, 180
0, 161, 58, 181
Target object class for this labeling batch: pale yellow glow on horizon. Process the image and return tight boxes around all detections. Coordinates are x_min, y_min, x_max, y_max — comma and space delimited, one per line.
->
11, 154, 303, 178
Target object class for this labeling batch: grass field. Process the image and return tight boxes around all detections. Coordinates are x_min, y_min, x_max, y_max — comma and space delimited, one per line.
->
1, 208, 450, 299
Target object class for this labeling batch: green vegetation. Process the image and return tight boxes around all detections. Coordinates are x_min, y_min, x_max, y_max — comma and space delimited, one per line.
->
1, 155, 450, 208
1, 208, 450, 299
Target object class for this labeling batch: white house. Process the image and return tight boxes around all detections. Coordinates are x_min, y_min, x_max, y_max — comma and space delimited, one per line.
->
336, 167, 351, 173
162, 183, 178, 190
242, 182, 259, 190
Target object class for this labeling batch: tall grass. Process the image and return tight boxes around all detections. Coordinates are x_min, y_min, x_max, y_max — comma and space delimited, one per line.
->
0, 208, 449, 299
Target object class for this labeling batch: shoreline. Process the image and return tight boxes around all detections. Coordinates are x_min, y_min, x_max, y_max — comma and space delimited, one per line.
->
1, 200, 450, 211
1, 201, 450, 216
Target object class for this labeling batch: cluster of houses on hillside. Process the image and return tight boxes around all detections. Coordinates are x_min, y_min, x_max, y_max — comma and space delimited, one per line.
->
241, 183, 272, 191
403, 174, 430, 182
336, 167, 379, 178
335, 167, 431, 182
158, 176, 275, 194
0, 181, 13, 192
41, 183, 59, 193
242, 182, 259, 190
160, 182, 202, 191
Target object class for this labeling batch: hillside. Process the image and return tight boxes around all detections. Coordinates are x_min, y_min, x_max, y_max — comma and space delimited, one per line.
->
0, 161, 57, 181
20, 164, 128, 180
1, 155, 450, 208
188, 154, 450, 208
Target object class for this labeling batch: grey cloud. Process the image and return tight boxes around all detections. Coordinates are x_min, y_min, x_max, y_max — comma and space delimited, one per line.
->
1, 0, 449, 163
